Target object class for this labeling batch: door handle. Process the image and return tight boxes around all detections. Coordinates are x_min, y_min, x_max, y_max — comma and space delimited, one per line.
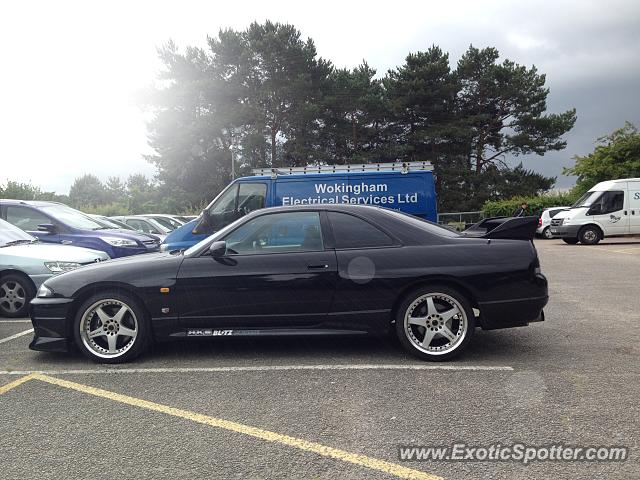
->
307, 264, 329, 270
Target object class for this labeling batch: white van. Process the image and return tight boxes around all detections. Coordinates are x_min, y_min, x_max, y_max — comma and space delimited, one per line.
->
550, 178, 640, 244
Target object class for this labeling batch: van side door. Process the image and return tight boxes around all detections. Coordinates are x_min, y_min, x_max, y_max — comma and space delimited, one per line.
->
587, 190, 629, 236
628, 181, 640, 234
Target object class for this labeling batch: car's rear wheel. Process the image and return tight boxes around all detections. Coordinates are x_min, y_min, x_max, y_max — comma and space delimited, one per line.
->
562, 237, 579, 245
395, 285, 475, 361
579, 226, 602, 245
542, 227, 553, 239
0, 273, 35, 318
73, 292, 150, 363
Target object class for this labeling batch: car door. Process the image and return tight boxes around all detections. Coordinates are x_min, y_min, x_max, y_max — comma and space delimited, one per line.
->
176, 210, 338, 328
326, 211, 401, 328
4, 205, 60, 243
587, 190, 629, 236
629, 182, 640, 234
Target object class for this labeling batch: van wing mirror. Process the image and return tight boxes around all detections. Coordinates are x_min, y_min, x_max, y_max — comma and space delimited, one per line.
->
192, 211, 211, 235
208, 240, 227, 258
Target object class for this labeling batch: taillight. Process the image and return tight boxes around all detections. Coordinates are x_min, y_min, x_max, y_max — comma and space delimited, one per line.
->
538, 217, 542, 227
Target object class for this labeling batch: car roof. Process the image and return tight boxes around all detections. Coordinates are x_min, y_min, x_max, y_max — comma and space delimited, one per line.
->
0, 199, 65, 207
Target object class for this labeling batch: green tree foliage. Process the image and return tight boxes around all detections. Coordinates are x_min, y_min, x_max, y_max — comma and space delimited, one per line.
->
142, 24, 578, 211
483, 192, 579, 217
564, 122, 640, 195
0, 180, 43, 200
68, 174, 106, 208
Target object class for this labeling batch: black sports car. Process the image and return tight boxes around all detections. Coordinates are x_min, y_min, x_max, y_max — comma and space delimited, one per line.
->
29, 205, 548, 363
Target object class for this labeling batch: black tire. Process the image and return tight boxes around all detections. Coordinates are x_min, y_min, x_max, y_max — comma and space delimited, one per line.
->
0, 273, 36, 318
562, 238, 579, 245
542, 227, 553, 240
579, 226, 602, 245
73, 291, 150, 364
395, 285, 475, 361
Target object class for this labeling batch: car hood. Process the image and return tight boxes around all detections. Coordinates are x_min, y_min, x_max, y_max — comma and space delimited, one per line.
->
553, 207, 586, 220
0, 243, 109, 262
43, 251, 184, 297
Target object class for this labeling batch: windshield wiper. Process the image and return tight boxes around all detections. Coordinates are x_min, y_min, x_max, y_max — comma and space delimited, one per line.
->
1, 239, 34, 247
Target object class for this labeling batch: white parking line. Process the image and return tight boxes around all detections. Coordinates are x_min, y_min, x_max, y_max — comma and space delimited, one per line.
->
0, 364, 513, 375
0, 328, 34, 345
0, 319, 32, 324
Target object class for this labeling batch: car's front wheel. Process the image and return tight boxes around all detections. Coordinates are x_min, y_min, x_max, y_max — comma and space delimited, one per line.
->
73, 291, 150, 363
0, 273, 35, 318
542, 227, 553, 239
395, 285, 475, 361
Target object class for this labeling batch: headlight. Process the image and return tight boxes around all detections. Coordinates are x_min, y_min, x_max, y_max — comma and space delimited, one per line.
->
160, 244, 169, 252
37, 284, 54, 298
44, 261, 81, 273
102, 237, 138, 247
561, 217, 569, 225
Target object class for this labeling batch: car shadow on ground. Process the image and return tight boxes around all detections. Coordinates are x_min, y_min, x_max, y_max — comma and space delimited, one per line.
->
24, 327, 542, 367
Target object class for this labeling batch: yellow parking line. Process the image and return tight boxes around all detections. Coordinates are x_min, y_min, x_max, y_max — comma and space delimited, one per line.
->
21, 373, 441, 480
0, 373, 38, 395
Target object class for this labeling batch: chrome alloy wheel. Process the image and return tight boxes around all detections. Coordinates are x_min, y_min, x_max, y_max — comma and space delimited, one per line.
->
0, 280, 27, 314
79, 299, 138, 359
404, 292, 468, 355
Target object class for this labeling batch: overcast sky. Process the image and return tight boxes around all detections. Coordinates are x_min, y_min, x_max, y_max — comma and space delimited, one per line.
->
1, 0, 639, 193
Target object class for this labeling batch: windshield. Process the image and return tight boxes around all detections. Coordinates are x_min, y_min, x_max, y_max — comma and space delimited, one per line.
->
572, 191, 601, 208
41, 204, 105, 230
0, 218, 36, 246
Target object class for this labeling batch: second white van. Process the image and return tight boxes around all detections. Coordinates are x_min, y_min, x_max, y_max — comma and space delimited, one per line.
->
550, 178, 640, 244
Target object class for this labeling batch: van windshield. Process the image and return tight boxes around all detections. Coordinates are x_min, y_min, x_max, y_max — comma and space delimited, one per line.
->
571, 191, 601, 208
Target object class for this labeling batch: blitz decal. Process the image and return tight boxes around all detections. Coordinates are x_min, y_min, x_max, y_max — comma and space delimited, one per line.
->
187, 329, 233, 337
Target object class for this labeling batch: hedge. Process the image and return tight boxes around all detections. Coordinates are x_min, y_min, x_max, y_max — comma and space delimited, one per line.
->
482, 193, 579, 217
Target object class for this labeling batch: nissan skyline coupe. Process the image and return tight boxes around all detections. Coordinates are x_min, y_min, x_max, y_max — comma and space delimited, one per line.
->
29, 205, 548, 363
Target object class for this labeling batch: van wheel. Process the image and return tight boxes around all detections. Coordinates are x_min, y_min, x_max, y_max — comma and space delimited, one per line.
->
579, 226, 601, 245
562, 238, 579, 245
395, 285, 475, 361
0, 273, 35, 318
542, 227, 553, 239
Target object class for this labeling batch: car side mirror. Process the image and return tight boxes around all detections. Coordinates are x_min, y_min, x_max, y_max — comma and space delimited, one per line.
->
208, 240, 227, 258
37, 223, 56, 233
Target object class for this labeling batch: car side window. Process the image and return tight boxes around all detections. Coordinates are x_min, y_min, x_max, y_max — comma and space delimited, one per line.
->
601, 191, 624, 214
224, 211, 323, 255
5, 206, 51, 232
237, 183, 267, 215
328, 212, 394, 249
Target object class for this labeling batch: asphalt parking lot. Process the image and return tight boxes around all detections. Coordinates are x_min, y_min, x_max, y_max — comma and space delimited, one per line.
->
1, 238, 639, 479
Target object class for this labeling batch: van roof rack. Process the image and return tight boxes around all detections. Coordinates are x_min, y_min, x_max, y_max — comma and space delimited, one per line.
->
251, 161, 433, 178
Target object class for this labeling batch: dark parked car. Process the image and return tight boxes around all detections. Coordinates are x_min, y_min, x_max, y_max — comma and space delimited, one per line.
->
0, 200, 159, 257
29, 205, 548, 363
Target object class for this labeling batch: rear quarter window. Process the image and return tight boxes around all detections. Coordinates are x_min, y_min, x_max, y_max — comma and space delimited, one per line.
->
327, 212, 395, 249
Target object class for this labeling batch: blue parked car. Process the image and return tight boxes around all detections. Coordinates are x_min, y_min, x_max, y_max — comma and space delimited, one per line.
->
0, 200, 160, 258
162, 161, 437, 251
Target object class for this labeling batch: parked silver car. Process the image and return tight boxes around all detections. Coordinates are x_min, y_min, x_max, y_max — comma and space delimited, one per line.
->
536, 207, 570, 239
0, 219, 109, 317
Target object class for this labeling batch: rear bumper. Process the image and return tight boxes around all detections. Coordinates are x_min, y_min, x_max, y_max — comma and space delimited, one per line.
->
28, 297, 74, 352
479, 284, 548, 331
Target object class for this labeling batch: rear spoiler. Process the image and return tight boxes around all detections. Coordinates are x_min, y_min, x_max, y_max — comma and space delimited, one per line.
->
461, 216, 538, 241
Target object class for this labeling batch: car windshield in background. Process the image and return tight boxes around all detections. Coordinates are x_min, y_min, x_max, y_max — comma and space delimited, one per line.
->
380, 208, 461, 238
0, 218, 36, 246
151, 217, 180, 230
572, 191, 600, 208
41, 205, 105, 230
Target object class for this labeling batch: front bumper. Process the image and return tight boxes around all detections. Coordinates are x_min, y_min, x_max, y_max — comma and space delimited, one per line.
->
550, 224, 580, 238
28, 297, 74, 352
